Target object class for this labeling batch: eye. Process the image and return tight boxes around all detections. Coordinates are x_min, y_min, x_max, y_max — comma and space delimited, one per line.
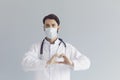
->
45, 24, 50, 28
52, 24, 56, 27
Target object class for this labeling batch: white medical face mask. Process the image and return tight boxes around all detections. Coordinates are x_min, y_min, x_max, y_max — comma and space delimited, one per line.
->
45, 28, 58, 39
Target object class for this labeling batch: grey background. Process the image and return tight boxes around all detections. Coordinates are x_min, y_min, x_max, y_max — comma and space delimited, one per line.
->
0, 0, 120, 80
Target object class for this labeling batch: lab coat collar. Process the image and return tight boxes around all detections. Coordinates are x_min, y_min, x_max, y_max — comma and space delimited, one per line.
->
44, 37, 60, 45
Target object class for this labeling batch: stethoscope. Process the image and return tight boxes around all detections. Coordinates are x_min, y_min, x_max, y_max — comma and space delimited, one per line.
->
39, 38, 67, 80
39, 38, 66, 60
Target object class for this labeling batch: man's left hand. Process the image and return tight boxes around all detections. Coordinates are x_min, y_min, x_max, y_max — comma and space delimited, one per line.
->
58, 54, 74, 67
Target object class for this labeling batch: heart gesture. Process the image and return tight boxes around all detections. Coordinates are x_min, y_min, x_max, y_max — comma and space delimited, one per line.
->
46, 53, 73, 67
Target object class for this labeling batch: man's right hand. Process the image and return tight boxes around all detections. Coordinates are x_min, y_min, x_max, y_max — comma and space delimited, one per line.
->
45, 53, 59, 67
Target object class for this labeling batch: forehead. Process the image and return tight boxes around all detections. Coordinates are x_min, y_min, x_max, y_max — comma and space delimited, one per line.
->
44, 19, 57, 24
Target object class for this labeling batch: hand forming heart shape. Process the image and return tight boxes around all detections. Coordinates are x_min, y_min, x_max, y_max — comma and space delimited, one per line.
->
46, 53, 73, 67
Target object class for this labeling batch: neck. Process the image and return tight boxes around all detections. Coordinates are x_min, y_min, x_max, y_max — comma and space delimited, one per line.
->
45, 37, 58, 44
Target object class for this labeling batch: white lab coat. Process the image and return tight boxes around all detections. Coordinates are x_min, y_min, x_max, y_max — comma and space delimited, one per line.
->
21, 38, 91, 80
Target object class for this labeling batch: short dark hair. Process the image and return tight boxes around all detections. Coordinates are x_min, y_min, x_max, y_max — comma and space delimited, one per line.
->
43, 14, 60, 25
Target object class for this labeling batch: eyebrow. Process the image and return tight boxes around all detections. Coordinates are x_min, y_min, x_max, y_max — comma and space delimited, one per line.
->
52, 24, 55, 25
45, 24, 50, 26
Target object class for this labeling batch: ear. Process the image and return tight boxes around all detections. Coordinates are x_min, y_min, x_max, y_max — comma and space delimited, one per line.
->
57, 26, 60, 33
58, 26, 60, 29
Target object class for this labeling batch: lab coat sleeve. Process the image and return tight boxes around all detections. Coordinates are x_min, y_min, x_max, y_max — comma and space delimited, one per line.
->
70, 45, 91, 71
21, 43, 47, 72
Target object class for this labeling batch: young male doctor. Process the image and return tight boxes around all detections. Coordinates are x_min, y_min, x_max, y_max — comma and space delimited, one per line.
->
21, 14, 91, 80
